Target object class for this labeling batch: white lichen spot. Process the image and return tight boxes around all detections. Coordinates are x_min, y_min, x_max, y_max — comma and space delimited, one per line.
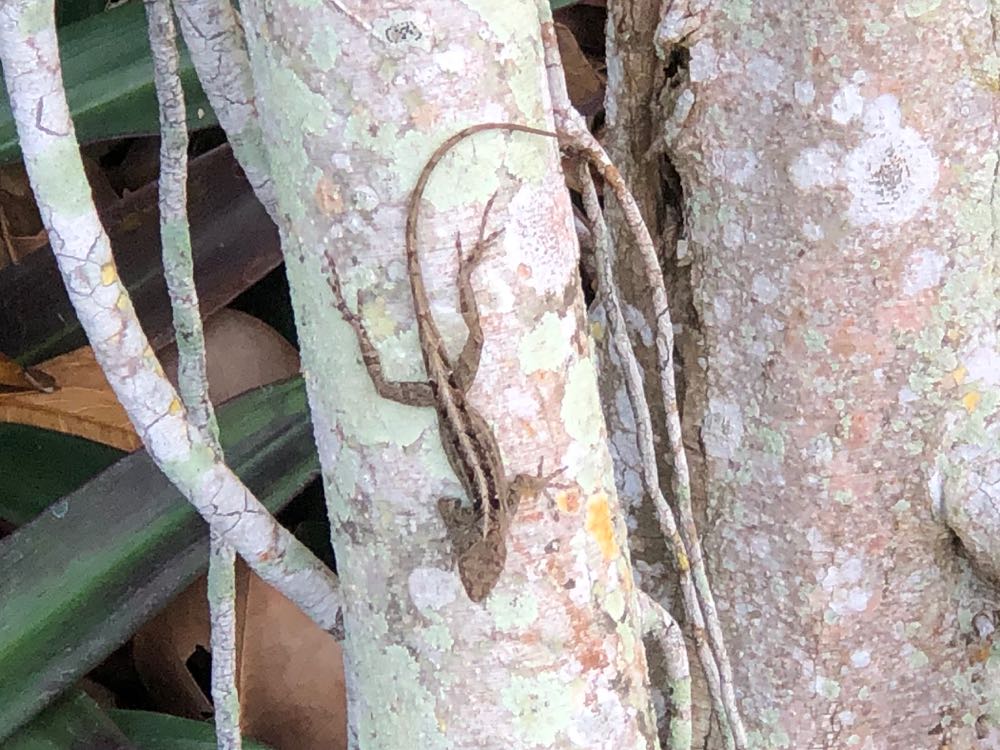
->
688, 40, 719, 82
794, 80, 816, 105
963, 337, 1000, 386
711, 148, 760, 187
351, 185, 379, 211
722, 221, 746, 250
434, 45, 468, 74
850, 649, 871, 668
821, 555, 863, 590
701, 400, 744, 459
802, 220, 824, 241
902, 247, 947, 295
712, 294, 732, 324
843, 587, 871, 613
860, 94, 901, 134
844, 96, 938, 226
789, 143, 843, 190
749, 52, 786, 92
831, 83, 864, 124
810, 433, 835, 464
408, 567, 458, 610
751, 274, 779, 305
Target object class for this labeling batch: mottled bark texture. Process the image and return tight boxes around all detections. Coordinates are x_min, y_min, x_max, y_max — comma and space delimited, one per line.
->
237, 1, 659, 748
639, 0, 1000, 747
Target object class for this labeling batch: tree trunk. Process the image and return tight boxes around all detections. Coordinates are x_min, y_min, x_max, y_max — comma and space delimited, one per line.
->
238, 1, 660, 747
637, 1, 1000, 747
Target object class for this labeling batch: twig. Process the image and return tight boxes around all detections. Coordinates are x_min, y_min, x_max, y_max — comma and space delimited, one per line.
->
0, 0, 342, 634
579, 158, 721, 750
145, 0, 242, 746
562, 110, 747, 750
173, 0, 278, 222
536, 6, 747, 747
638, 592, 693, 750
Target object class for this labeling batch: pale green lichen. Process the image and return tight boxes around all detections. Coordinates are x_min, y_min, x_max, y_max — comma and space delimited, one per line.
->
803, 328, 827, 353
465, 1, 547, 120
903, 0, 942, 18
835, 489, 855, 506
617, 616, 637, 662
352, 643, 446, 749
501, 672, 579, 745
722, 0, 753, 25
756, 425, 786, 458
304, 19, 342, 68
863, 20, 890, 38
519, 311, 571, 373
328, 440, 362, 520
420, 623, 455, 652
488, 591, 540, 630
816, 675, 841, 700
562, 358, 606, 452
163, 440, 216, 490
28, 139, 93, 218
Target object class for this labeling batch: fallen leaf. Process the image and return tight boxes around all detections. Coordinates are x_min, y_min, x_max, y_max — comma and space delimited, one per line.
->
133, 558, 347, 750
0, 347, 138, 451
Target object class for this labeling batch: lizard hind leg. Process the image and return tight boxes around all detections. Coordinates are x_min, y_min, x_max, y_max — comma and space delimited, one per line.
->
509, 457, 568, 514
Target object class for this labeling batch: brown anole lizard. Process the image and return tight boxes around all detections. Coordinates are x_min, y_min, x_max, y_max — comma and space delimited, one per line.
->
324, 123, 557, 602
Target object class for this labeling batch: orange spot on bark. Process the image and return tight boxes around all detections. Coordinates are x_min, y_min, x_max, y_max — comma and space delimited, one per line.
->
556, 487, 581, 513
847, 411, 874, 449
315, 177, 343, 215
585, 493, 619, 561
962, 391, 981, 413
100, 262, 117, 285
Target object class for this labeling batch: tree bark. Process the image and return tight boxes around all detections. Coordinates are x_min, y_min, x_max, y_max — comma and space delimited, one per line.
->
647, 1, 1000, 747
238, 1, 660, 747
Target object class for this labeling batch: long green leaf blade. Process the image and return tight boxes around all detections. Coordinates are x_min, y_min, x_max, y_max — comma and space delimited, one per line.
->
0, 377, 319, 741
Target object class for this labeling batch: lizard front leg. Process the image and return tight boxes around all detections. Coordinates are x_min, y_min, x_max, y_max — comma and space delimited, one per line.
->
323, 251, 435, 408
452, 193, 501, 392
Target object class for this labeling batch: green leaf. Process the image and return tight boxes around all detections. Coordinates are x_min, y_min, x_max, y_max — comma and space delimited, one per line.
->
0, 376, 320, 742
111, 710, 276, 750
56, 0, 109, 27
2, 691, 136, 750
0, 1, 217, 165
0, 425, 124, 525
